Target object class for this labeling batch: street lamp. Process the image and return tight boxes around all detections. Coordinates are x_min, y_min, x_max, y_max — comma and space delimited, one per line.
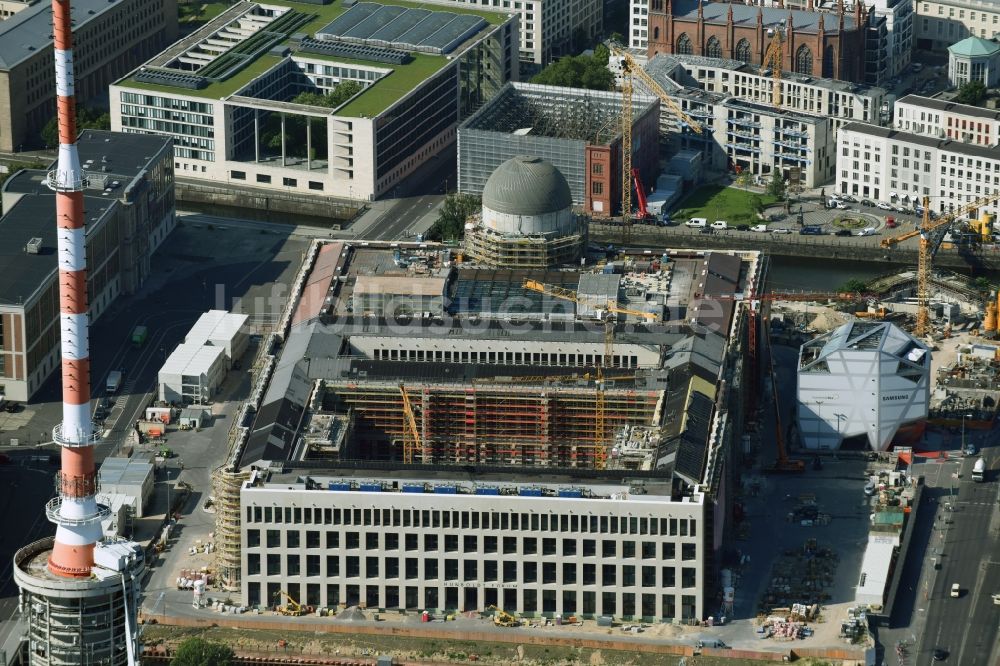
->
814, 399, 824, 449
961, 412, 972, 452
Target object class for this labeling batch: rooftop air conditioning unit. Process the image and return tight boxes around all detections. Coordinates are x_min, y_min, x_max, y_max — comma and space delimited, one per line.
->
26, 237, 43, 254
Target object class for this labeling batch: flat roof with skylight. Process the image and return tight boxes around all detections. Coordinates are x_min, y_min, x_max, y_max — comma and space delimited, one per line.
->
118, 0, 511, 118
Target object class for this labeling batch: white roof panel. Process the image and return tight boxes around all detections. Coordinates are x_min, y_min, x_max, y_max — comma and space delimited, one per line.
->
185, 310, 248, 346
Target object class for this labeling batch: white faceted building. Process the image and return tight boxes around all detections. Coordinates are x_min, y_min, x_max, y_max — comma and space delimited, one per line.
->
797, 322, 930, 451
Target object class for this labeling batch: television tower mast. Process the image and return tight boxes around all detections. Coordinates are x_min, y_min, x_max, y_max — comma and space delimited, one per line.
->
12, 2, 143, 664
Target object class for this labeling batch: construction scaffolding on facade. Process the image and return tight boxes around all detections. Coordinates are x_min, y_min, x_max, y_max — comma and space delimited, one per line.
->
458, 82, 658, 205
212, 467, 251, 591
462, 213, 586, 268
323, 381, 663, 468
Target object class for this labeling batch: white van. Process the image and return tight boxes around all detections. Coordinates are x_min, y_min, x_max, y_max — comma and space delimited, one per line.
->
685, 217, 708, 228
711, 220, 728, 230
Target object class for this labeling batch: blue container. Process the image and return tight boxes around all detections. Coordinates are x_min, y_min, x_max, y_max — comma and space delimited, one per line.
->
475, 487, 500, 496
519, 488, 543, 497
327, 482, 351, 491
558, 489, 583, 498
358, 483, 381, 492
434, 485, 457, 494
402, 484, 425, 493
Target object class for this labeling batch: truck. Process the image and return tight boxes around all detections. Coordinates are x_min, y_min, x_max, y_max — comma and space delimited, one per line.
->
106, 370, 123, 394
972, 457, 986, 483
131, 325, 147, 347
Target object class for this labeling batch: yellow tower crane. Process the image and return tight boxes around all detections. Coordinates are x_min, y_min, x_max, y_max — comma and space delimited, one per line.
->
880, 192, 1000, 336
399, 383, 423, 464
522, 279, 656, 469
609, 43, 702, 245
762, 27, 784, 109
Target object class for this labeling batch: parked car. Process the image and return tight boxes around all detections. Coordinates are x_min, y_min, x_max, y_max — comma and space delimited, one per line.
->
711, 220, 728, 230
912, 62, 924, 73
857, 227, 878, 236
736, 224, 751, 231
772, 228, 792, 234
950, 583, 961, 598
835, 229, 853, 236
750, 224, 769, 232
799, 226, 824, 235
885, 216, 897, 228
876, 201, 893, 210
840, 194, 857, 203
685, 217, 708, 228
860, 199, 875, 207
699, 227, 714, 234
964, 442, 978, 456
3, 401, 20, 413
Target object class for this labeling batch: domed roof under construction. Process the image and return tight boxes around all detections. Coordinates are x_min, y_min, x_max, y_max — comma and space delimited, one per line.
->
481, 156, 573, 217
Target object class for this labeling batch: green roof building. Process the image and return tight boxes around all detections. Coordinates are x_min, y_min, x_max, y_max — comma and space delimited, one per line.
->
110, 0, 518, 203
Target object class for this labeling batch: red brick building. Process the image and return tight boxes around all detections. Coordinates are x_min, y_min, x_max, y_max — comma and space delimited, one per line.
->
646, 0, 869, 84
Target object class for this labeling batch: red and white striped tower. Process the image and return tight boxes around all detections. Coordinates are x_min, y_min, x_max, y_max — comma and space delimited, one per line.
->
46, 0, 106, 578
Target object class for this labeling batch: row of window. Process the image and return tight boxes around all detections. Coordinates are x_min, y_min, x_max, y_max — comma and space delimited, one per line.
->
229, 171, 325, 190
247, 530, 698, 560
369, 348, 641, 368
247, 582, 697, 620
245, 505, 698, 537
247, 555, 698, 589
120, 92, 213, 114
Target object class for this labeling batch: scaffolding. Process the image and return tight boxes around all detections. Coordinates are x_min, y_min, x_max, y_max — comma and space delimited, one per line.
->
324, 381, 662, 468
212, 467, 250, 591
463, 221, 586, 268
458, 82, 658, 202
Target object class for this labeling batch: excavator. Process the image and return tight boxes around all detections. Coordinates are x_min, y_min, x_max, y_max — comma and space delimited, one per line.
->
273, 590, 307, 616
487, 605, 520, 627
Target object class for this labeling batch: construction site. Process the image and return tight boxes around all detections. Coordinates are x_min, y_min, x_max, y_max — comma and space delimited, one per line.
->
457, 82, 661, 219
190, 153, 765, 625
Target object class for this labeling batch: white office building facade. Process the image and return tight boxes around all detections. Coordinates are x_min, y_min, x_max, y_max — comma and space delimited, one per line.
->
424, 0, 601, 66
894, 94, 1000, 146
241, 476, 707, 621
915, 0, 1000, 50
836, 121, 1000, 213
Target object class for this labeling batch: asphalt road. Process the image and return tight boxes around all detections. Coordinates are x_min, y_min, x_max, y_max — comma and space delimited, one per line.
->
918, 452, 1000, 665
0, 224, 307, 642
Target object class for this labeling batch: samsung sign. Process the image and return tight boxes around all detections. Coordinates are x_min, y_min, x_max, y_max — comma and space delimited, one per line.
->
882, 394, 909, 402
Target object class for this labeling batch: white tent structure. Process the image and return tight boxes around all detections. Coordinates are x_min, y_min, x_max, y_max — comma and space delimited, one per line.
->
797, 321, 930, 451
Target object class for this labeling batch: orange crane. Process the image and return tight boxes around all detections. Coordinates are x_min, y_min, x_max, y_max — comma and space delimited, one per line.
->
609, 42, 702, 244
399, 383, 423, 464
761, 26, 784, 109
880, 193, 1000, 336
522, 279, 657, 469
763, 317, 804, 473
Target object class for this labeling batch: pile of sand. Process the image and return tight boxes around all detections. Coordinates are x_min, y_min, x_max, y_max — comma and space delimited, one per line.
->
334, 606, 367, 622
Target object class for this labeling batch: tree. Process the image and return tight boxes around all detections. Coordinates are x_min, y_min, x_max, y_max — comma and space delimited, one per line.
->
530, 53, 614, 91
258, 82, 365, 157
973, 276, 992, 293
172, 637, 235, 666
838, 278, 869, 294
749, 194, 764, 215
609, 32, 626, 46
766, 170, 786, 201
40, 107, 110, 148
426, 193, 480, 242
955, 80, 987, 106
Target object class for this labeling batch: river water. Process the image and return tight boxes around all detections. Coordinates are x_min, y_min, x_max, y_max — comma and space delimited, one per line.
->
767, 256, 893, 292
